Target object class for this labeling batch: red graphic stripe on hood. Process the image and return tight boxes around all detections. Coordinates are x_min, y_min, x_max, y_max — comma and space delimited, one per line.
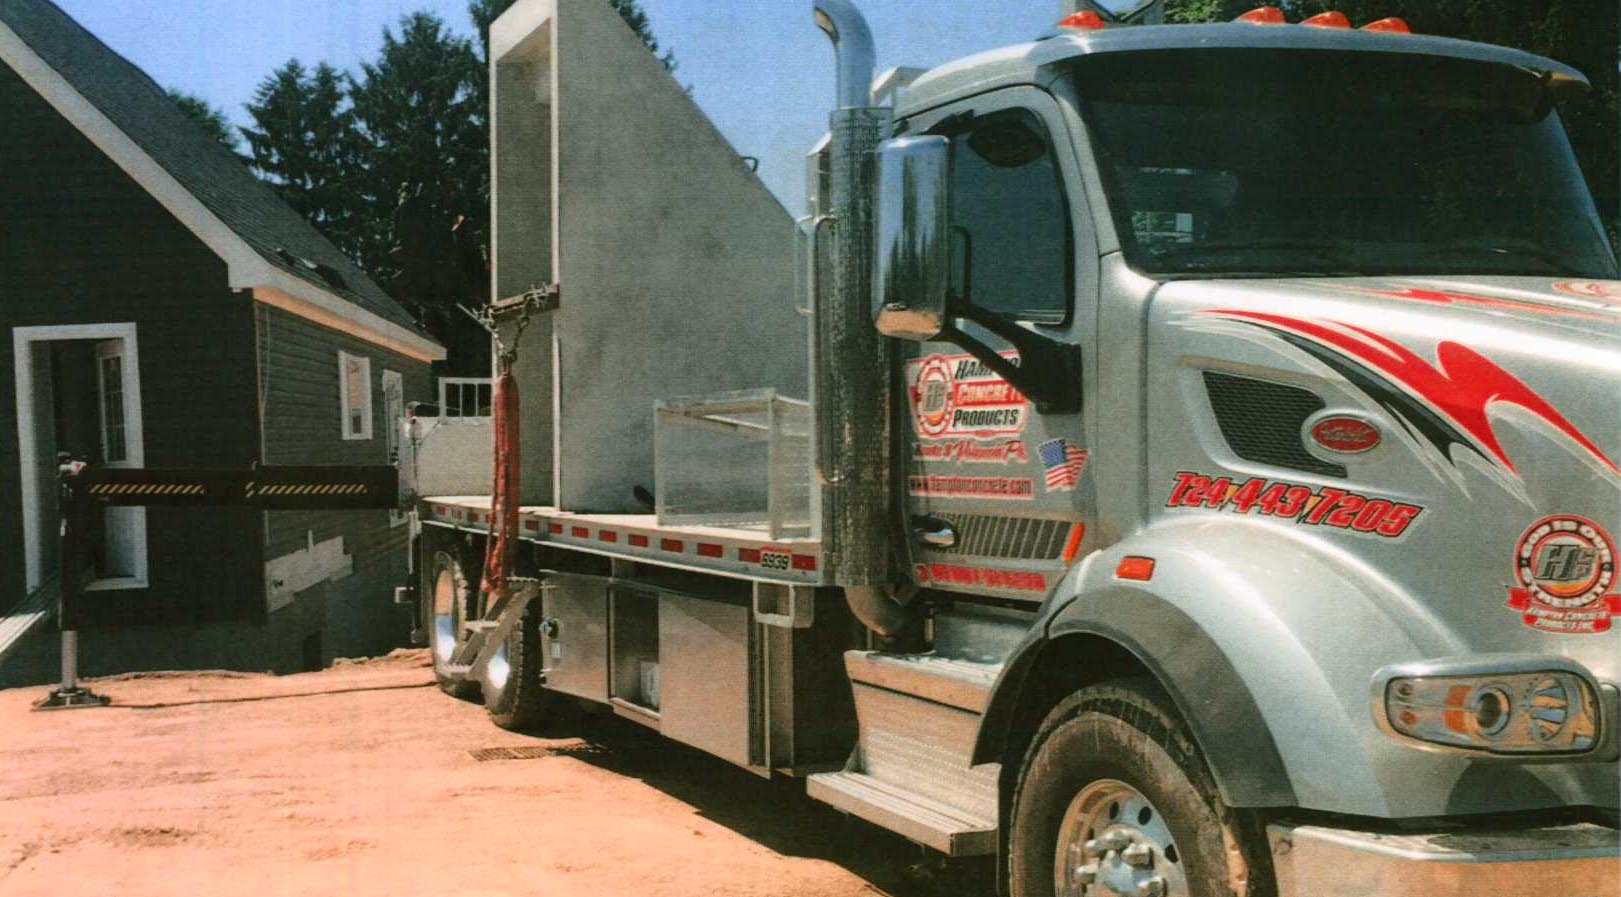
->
1210, 309, 1619, 475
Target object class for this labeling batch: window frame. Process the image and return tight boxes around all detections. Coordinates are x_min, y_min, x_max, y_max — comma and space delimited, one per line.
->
338, 350, 374, 441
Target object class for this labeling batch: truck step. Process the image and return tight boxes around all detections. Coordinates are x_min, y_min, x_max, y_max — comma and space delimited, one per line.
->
807, 771, 996, 856
441, 663, 474, 678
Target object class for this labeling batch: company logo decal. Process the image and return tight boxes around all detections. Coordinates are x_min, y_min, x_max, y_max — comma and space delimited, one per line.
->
1203, 310, 1619, 483
912, 439, 1029, 465
1507, 515, 1620, 634
1166, 471, 1424, 538
1038, 439, 1090, 492
907, 353, 1027, 441
915, 562, 1047, 593
909, 475, 1035, 501
1309, 416, 1381, 455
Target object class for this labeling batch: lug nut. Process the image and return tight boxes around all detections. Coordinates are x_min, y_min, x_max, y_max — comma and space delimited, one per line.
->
1072, 863, 1098, 885
1135, 876, 1167, 897
1083, 838, 1106, 857
1101, 830, 1131, 851
1121, 842, 1153, 867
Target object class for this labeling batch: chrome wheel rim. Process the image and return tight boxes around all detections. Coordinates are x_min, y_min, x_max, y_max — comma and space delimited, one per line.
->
484, 643, 511, 692
431, 561, 460, 664
1053, 779, 1188, 897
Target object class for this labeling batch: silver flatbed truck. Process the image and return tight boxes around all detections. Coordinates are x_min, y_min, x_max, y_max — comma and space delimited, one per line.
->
402, 2, 1621, 894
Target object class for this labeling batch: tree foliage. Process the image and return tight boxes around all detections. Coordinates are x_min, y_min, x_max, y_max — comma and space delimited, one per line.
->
1163, 0, 1619, 238
168, 89, 243, 158
239, 0, 677, 371
241, 62, 359, 252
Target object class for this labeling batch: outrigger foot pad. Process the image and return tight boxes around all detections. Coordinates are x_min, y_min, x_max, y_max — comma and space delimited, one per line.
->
33, 687, 111, 711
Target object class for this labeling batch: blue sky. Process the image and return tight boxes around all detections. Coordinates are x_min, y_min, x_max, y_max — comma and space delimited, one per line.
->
53, 0, 1064, 215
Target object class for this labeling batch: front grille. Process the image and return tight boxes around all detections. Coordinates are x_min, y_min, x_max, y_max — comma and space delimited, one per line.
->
933, 514, 1071, 559
1203, 371, 1345, 478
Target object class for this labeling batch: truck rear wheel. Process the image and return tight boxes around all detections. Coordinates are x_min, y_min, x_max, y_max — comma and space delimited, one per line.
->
426, 550, 480, 700
482, 595, 555, 731
1007, 678, 1266, 897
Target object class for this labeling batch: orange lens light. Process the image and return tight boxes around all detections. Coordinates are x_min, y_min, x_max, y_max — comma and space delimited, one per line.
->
1301, 11, 1351, 28
1115, 556, 1156, 581
1361, 16, 1411, 33
1058, 11, 1107, 30
1235, 6, 1286, 24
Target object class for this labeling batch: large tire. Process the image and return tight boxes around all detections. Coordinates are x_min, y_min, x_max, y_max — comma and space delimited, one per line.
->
482, 593, 556, 731
425, 550, 480, 700
1007, 678, 1270, 897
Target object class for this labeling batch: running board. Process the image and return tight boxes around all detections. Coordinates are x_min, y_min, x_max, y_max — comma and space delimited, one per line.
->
805, 651, 1002, 856
0, 579, 56, 668
807, 770, 996, 856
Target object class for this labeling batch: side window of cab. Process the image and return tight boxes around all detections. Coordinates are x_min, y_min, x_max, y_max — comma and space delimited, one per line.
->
945, 109, 1073, 325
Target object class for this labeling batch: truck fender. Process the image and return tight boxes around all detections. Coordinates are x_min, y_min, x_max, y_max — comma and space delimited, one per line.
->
974, 517, 1455, 816
971, 580, 1296, 807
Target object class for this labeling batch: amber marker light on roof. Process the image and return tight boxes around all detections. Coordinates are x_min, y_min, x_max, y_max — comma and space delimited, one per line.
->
1301, 11, 1352, 28
1361, 17, 1412, 33
1057, 10, 1107, 30
1235, 6, 1286, 24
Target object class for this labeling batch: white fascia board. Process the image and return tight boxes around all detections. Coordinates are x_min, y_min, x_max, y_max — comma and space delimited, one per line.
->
0, 20, 444, 365
253, 275, 446, 364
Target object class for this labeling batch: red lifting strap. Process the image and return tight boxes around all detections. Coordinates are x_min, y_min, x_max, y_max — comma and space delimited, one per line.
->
482, 366, 521, 599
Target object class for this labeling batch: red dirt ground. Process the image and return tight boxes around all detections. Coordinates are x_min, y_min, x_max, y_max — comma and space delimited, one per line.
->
0, 649, 991, 897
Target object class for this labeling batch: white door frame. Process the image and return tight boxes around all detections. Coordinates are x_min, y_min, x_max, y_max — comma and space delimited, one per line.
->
12, 322, 148, 592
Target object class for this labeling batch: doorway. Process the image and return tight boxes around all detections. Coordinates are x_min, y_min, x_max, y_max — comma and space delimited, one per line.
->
12, 323, 147, 593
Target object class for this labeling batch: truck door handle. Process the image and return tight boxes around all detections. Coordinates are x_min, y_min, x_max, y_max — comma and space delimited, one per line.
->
911, 516, 957, 549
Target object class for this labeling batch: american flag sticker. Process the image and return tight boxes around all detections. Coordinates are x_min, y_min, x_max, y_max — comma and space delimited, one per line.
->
1038, 439, 1089, 492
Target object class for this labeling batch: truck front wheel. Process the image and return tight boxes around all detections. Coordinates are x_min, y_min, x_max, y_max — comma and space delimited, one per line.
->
1007, 678, 1267, 897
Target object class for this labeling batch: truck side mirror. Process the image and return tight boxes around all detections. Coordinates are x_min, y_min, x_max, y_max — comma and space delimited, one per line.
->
873, 135, 951, 342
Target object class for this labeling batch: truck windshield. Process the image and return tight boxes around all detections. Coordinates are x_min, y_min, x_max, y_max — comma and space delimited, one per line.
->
1073, 50, 1618, 279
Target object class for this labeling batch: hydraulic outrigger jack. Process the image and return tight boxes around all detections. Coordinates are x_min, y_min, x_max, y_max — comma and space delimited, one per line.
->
32, 461, 398, 711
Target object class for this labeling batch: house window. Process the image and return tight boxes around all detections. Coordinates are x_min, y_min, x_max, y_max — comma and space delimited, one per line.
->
97, 350, 127, 463
438, 377, 493, 417
339, 351, 373, 440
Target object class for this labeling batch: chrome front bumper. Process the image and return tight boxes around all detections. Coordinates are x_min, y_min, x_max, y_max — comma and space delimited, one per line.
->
1269, 821, 1618, 897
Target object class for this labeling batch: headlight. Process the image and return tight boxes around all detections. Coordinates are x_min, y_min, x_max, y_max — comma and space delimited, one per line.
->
1375, 657, 1603, 756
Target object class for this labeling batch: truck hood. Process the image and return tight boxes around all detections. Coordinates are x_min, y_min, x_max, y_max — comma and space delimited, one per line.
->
1155, 274, 1621, 681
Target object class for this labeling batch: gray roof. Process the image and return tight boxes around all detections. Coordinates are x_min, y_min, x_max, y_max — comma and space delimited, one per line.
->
0, 0, 433, 339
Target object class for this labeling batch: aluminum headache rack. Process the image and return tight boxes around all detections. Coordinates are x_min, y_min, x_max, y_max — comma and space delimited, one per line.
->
655, 389, 814, 540
420, 498, 829, 588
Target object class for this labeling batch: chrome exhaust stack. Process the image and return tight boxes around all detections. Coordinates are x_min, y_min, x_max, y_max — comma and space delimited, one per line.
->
812, 0, 914, 635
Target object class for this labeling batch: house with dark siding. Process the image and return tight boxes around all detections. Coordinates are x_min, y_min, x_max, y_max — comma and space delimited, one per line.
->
0, 0, 446, 684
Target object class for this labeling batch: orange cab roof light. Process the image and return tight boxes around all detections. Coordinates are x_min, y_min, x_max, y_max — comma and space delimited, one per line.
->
1058, 10, 1107, 30
1361, 16, 1412, 33
1301, 11, 1352, 28
1235, 6, 1286, 24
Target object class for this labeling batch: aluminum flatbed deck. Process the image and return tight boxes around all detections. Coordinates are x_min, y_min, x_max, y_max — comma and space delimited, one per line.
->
419, 496, 829, 586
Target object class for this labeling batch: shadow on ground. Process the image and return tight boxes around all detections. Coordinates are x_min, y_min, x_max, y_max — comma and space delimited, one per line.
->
486, 708, 997, 897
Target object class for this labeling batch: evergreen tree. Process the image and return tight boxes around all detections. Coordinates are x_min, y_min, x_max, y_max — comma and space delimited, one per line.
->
242, 61, 361, 255
168, 89, 243, 159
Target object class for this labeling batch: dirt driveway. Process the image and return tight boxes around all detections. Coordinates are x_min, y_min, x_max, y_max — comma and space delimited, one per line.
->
0, 650, 990, 897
